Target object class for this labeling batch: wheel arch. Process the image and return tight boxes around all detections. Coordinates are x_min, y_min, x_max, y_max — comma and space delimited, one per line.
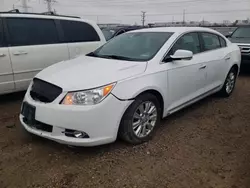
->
135, 89, 164, 117
118, 89, 165, 119
231, 64, 239, 75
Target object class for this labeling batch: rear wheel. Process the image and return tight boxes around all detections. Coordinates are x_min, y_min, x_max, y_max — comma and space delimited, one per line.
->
119, 93, 161, 144
219, 67, 237, 97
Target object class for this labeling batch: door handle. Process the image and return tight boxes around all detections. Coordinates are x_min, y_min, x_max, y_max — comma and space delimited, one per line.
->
225, 57, 231, 60
0, 53, 5, 57
199, 65, 207, 70
13, 51, 28, 56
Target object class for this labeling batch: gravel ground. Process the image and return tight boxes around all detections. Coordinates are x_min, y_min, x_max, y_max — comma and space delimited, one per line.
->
1, 71, 250, 188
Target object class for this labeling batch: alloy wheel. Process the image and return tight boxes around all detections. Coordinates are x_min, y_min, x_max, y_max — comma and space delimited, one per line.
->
225, 71, 236, 94
132, 101, 158, 138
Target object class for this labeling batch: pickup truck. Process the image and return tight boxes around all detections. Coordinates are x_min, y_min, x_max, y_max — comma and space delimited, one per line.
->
227, 26, 250, 65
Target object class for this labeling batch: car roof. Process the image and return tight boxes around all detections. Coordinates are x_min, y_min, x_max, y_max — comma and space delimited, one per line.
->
0, 12, 95, 25
130, 27, 219, 35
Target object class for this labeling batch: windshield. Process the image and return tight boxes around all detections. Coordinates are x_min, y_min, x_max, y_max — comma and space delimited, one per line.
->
231, 27, 250, 38
101, 28, 117, 41
90, 32, 173, 61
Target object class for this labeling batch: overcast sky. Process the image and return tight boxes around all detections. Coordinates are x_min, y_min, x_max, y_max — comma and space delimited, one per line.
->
0, 0, 250, 24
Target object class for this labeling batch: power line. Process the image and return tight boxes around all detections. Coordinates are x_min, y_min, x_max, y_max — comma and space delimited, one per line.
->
147, 9, 250, 16
60, 0, 248, 6
65, 8, 250, 17
54, 0, 249, 10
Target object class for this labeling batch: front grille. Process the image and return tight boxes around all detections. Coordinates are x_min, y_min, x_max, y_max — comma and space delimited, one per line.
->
30, 78, 62, 103
23, 118, 53, 132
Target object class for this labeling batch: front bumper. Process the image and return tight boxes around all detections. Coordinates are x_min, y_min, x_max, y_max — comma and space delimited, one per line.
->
20, 90, 132, 146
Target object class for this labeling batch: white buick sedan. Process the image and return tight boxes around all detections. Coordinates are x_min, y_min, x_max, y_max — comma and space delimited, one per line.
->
20, 27, 241, 146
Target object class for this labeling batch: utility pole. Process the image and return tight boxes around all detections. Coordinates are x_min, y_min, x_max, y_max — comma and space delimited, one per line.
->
46, 0, 52, 12
183, 9, 186, 25
45, 0, 57, 12
21, 0, 28, 12
141, 11, 146, 26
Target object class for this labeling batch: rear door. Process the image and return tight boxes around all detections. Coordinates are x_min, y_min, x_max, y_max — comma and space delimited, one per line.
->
0, 18, 14, 93
5, 17, 69, 90
199, 32, 229, 92
60, 20, 103, 58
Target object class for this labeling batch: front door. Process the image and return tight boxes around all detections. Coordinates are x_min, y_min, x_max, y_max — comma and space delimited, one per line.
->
0, 47, 14, 93
0, 19, 14, 93
164, 32, 207, 113
166, 54, 207, 113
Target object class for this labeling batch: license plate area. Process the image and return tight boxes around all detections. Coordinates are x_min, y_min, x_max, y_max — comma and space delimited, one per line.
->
21, 102, 36, 125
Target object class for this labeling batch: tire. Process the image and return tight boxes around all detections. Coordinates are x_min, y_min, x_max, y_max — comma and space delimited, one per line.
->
219, 67, 237, 97
118, 93, 161, 145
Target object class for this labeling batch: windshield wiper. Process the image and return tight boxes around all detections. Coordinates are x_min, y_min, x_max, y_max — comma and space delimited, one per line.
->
101, 55, 136, 61
234, 37, 250, 38
87, 53, 139, 61
86, 52, 98, 57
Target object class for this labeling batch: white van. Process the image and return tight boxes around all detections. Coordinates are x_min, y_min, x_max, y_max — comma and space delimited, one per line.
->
0, 12, 106, 95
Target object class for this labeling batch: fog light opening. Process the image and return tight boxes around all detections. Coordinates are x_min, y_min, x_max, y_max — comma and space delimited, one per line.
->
74, 131, 86, 138
63, 129, 89, 139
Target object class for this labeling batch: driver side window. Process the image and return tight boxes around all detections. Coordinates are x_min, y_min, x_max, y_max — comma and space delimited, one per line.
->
169, 32, 201, 56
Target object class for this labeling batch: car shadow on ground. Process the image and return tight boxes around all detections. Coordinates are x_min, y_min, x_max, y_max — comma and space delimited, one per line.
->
0, 91, 25, 105
240, 64, 250, 76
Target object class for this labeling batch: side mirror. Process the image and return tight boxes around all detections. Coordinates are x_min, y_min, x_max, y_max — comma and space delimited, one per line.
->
170, 50, 193, 61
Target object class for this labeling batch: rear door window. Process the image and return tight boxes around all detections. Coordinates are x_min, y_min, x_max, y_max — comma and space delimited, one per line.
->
201, 33, 221, 51
6, 18, 59, 46
61, 20, 100, 43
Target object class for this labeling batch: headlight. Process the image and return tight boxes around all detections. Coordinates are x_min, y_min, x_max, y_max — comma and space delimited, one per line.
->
61, 83, 116, 105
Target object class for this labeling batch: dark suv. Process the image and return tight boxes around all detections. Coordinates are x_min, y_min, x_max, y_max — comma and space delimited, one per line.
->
227, 26, 250, 64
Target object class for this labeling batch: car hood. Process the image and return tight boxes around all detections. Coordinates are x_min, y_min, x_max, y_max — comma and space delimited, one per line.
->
35, 56, 147, 91
229, 37, 250, 44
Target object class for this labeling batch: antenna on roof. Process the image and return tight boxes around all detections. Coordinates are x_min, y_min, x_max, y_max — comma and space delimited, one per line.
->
41, 11, 56, 15
8, 9, 20, 13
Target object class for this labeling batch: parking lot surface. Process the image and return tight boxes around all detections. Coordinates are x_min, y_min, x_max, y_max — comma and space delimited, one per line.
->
1, 72, 250, 188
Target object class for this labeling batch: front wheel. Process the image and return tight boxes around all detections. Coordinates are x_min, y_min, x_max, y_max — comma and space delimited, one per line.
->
118, 93, 161, 145
219, 67, 237, 97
